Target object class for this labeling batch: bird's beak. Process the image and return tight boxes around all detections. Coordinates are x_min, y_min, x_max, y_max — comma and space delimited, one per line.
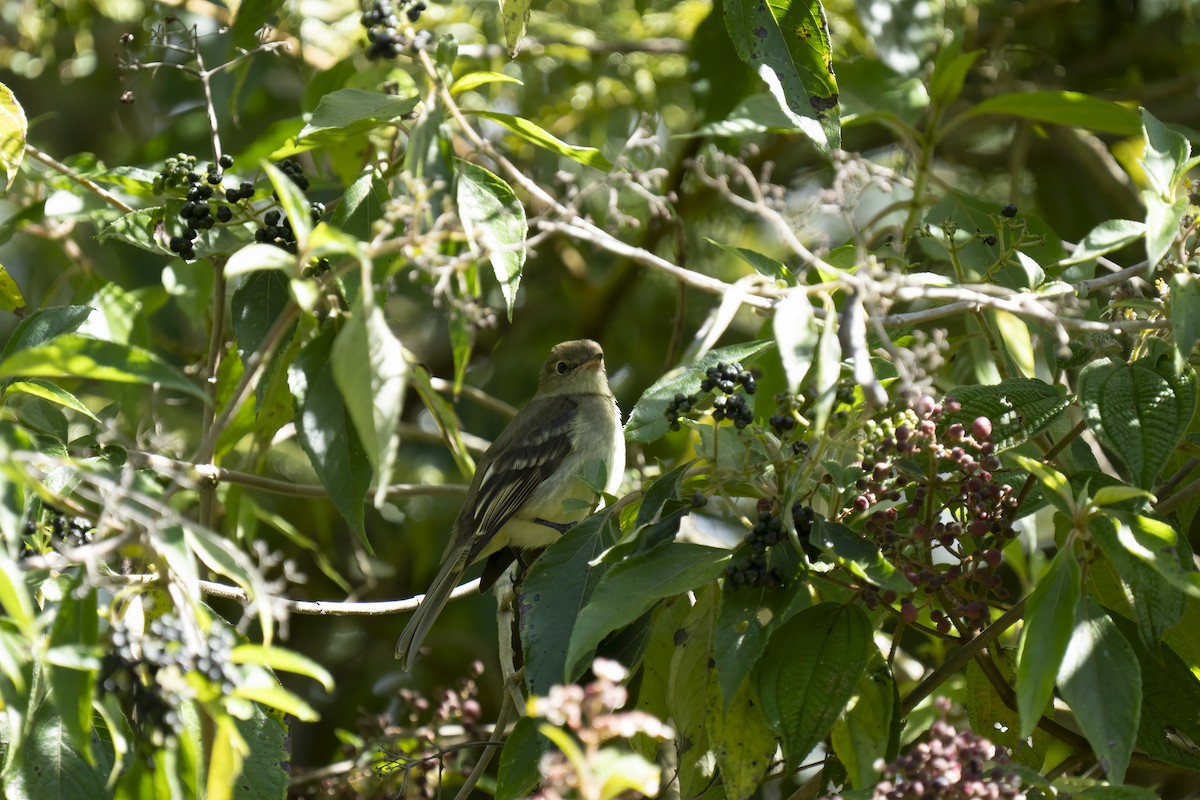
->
581, 352, 604, 370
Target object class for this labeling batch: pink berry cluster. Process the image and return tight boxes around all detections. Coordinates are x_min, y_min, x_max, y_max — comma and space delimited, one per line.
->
822, 702, 1025, 800
851, 396, 1019, 634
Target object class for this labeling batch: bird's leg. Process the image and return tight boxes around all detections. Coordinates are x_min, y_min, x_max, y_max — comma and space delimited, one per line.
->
532, 517, 574, 534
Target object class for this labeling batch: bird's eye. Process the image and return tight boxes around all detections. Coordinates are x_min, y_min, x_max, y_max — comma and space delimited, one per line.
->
556, 360, 569, 374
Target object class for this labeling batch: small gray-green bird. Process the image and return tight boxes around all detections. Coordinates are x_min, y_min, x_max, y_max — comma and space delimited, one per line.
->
396, 339, 625, 668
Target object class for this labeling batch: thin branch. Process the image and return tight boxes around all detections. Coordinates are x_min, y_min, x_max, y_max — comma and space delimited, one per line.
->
428, 375, 518, 418
115, 571, 482, 616
24, 145, 135, 213
126, 449, 468, 497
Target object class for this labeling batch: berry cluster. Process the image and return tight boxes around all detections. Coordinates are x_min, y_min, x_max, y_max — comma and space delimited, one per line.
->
664, 361, 757, 432
100, 614, 240, 747
20, 509, 94, 557
851, 397, 1018, 633
166, 154, 252, 261
822, 702, 1022, 800
724, 500, 789, 590
361, 0, 430, 60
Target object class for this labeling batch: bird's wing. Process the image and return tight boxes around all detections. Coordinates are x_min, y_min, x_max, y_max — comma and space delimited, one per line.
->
463, 394, 578, 563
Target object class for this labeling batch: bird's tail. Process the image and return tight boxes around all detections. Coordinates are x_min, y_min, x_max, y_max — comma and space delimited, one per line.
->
396, 547, 469, 669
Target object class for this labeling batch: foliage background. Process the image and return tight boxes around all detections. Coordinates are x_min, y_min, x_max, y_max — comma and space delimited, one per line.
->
2, 0, 1200, 797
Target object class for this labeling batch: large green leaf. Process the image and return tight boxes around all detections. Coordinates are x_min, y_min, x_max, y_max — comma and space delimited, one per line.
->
714, 576, 811, 709
47, 577, 98, 764
625, 340, 775, 443
1057, 599, 1141, 783
4, 703, 110, 799
520, 513, 619, 695
0, 81, 26, 190
707, 670, 777, 800
331, 301, 408, 506
1059, 219, 1146, 268
968, 91, 1141, 136
1170, 271, 1200, 373
287, 322, 372, 548
1, 305, 92, 360
829, 662, 895, 788
1016, 548, 1080, 737
1078, 356, 1197, 489
1090, 515, 1185, 650
755, 602, 873, 769
297, 89, 419, 143
495, 716, 545, 800
942, 377, 1070, 452
455, 159, 525, 321
722, 0, 840, 152
0, 334, 205, 400
667, 588, 717, 798
565, 543, 730, 681
1141, 108, 1190, 200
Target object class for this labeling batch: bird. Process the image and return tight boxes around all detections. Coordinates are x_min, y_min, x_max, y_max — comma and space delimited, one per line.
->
396, 339, 625, 669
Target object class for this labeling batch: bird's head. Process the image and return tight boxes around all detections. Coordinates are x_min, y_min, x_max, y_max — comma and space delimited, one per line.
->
537, 339, 610, 396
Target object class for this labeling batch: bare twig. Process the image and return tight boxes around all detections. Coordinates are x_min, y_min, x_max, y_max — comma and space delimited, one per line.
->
24, 145, 135, 213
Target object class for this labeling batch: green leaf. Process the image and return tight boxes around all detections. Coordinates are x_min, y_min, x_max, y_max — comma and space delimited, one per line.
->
774, 288, 818, 392
1090, 516, 1184, 652
1143, 192, 1187, 268
1090, 485, 1153, 507
1141, 108, 1190, 200
297, 89, 419, 142
6, 380, 100, 422
1016, 547, 1080, 737
1109, 513, 1200, 600
1081, 787, 1162, 800
47, 578, 98, 764
230, 644, 335, 692
521, 514, 619, 695
707, 239, 796, 285
450, 71, 524, 96
966, 654, 1048, 770
714, 576, 811, 709
331, 301, 408, 506
1171, 271, 1200, 373
942, 378, 1070, 452
1014, 455, 1074, 517
0, 82, 26, 190
467, 110, 612, 171
1111, 614, 1200, 773
4, 703, 109, 799
1060, 219, 1146, 268
721, 0, 840, 152
707, 672, 777, 800
755, 602, 873, 769
185, 526, 274, 642
497, 0, 532, 57
1057, 598, 1141, 782
496, 716, 546, 800
968, 91, 1141, 136
625, 340, 775, 443
1, 305, 91, 361
565, 543, 730, 682
288, 322, 373, 549
928, 40, 983, 107
225, 243, 296, 277
810, 301, 841, 433
262, 161, 312, 251
812, 520, 914, 594
689, 93, 806, 138
1078, 356, 1197, 489
830, 663, 895, 788
455, 159, 525, 321
0, 263, 23, 313
95, 206, 169, 254
667, 587, 717, 798
0, 333, 205, 400
231, 703, 289, 800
